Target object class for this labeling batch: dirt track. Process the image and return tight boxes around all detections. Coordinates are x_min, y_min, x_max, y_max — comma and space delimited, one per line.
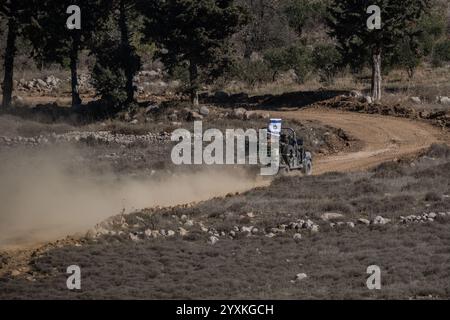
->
267, 108, 447, 174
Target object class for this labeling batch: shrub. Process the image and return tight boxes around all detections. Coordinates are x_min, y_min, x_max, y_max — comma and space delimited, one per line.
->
432, 40, 450, 67
264, 47, 293, 81
424, 191, 442, 202
312, 44, 341, 84
91, 37, 141, 110
263, 44, 313, 84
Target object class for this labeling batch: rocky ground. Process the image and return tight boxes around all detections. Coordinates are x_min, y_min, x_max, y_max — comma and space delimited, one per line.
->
319, 92, 450, 130
12, 70, 180, 101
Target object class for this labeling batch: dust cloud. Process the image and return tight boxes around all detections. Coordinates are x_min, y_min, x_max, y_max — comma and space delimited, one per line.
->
0, 146, 268, 248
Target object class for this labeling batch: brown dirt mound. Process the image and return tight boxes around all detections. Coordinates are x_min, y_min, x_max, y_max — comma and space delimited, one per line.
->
317, 95, 450, 130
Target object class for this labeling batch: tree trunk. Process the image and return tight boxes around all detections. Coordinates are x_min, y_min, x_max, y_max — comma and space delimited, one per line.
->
70, 33, 82, 107
371, 48, 382, 101
119, 1, 134, 105
189, 60, 199, 107
2, 16, 18, 109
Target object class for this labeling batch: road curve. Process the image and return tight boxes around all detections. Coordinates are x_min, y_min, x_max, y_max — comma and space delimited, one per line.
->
266, 108, 447, 175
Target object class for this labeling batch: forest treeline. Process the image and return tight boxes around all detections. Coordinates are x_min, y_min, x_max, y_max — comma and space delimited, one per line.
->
1, 0, 449, 109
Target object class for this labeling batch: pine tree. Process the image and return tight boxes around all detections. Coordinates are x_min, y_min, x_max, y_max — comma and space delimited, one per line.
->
91, 0, 142, 108
27, 0, 108, 107
327, 0, 431, 101
140, 0, 246, 106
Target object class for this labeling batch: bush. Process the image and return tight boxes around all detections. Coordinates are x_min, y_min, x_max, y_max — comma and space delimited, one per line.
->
387, 38, 421, 79
312, 44, 341, 84
432, 40, 450, 67
424, 191, 442, 202
264, 47, 292, 81
263, 44, 313, 84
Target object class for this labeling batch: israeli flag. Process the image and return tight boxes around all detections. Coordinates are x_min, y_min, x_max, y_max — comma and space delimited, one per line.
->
268, 119, 282, 137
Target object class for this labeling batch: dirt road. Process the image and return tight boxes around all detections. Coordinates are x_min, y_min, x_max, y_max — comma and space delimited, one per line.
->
268, 108, 447, 174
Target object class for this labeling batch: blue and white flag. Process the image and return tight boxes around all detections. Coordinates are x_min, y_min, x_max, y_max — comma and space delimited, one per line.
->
268, 119, 282, 137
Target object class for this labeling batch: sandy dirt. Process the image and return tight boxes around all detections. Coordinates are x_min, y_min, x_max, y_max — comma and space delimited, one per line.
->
266, 108, 448, 174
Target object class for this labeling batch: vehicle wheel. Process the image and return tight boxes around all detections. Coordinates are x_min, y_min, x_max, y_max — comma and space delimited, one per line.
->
303, 159, 313, 176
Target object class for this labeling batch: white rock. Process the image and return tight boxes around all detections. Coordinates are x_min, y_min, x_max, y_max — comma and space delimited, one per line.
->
178, 227, 188, 237
321, 212, 344, 221
357, 218, 370, 225
37, 79, 47, 88
241, 226, 254, 233
428, 212, 437, 219
373, 216, 391, 225
293, 233, 302, 241
410, 96, 421, 104
11, 270, 21, 277
265, 233, 276, 238
347, 222, 355, 228
167, 230, 175, 237
209, 236, 219, 245
184, 220, 194, 227
130, 233, 140, 242
199, 106, 210, 116
436, 96, 450, 104
310, 225, 319, 233
349, 90, 363, 98
295, 273, 308, 281
233, 107, 247, 119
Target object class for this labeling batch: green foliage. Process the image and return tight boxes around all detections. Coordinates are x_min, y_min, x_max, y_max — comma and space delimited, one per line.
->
432, 40, 450, 67
231, 59, 272, 87
390, 39, 421, 78
387, 4, 446, 78
140, 0, 247, 97
327, 0, 432, 68
284, 0, 329, 36
91, 35, 141, 109
416, 8, 447, 56
312, 44, 341, 84
287, 45, 313, 83
26, 0, 108, 66
92, 63, 128, 108
264, 47, 293, 80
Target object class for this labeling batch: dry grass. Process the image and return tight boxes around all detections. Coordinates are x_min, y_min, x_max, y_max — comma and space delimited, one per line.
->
1, 145, 449, 299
